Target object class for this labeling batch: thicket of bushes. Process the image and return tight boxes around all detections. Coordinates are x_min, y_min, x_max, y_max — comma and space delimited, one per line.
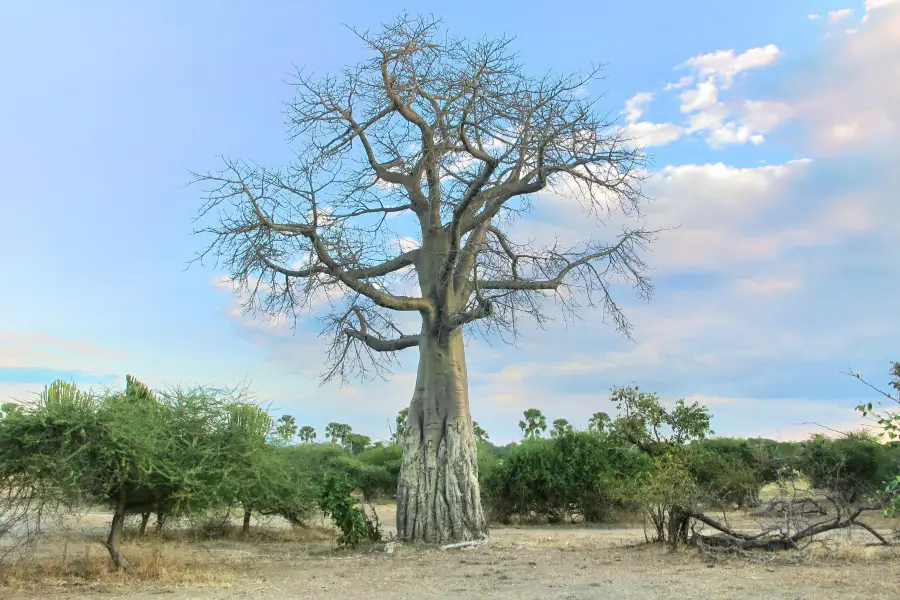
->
0, 378, 391, 569
1, 364, 898, 567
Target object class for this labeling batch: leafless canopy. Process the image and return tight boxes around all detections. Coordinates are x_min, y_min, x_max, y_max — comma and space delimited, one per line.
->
192, 14, 657, 382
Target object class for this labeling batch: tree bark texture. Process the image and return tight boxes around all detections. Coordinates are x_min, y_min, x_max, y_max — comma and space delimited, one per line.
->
106, 490, 130, 571
396, 329, 487, 543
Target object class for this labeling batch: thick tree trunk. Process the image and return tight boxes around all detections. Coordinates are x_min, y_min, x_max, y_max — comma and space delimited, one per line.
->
667, 506, 690, 548
106, 490, 130, 571
396, 329, 488, 543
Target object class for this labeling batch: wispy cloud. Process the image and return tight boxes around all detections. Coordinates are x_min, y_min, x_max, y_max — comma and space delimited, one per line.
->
0, 367, 119, 385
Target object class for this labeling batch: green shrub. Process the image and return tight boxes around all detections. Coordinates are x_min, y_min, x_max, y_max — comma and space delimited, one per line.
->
482, 431, 649, 523
686, 438, 780, 508
356, 443, 402, 499
795, 432, 900, 503
319, 472, 381, 547
476, 440, 501, 487
624, 451, 701, 547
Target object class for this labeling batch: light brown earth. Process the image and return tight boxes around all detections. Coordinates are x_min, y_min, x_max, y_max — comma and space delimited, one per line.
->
2, 502, 898, 600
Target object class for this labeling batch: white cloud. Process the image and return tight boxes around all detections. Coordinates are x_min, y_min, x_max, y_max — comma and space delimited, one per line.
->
664, 75, 693, 90
623, 92, 654, 123
676, 76, 792, 147
828, 8, 855, 23
681, 44, 782, 89
667, 44, 792, 147
679, 77, 719, 112
682, 98, 791, 147
808, 13, 821, 20
649, 160, 812, 226
706, 123, 764, 147
619, 92, 684, 147
621, 121, 684, 147
739, 100, 794, 133
866, 0, 900, 12
735, 275, 802, 294
792, 4, 900, 153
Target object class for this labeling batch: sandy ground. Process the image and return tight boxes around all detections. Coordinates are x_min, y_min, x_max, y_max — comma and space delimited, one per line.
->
2, 503, 899, 599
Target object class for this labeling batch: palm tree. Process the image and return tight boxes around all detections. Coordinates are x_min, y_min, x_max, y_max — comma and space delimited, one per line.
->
518, 408, 547, 439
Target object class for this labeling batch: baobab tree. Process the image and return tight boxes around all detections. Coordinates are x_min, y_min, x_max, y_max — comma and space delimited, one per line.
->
192, 15, 656, 543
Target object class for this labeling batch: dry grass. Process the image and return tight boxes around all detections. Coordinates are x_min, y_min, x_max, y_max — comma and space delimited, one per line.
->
1, 501, 898, 600
1, 540, 239, 594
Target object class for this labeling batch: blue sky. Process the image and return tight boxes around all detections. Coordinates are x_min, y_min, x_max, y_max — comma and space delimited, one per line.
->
1, 1, 897, 444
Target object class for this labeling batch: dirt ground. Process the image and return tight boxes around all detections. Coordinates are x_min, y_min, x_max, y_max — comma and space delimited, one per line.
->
2, 502, 899, 600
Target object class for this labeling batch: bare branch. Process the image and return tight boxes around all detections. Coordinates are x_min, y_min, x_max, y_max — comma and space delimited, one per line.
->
190, 14, 661, 381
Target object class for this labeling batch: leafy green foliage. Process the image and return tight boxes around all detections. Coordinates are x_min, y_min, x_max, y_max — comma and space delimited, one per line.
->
607, 386, 712, 456
518, 408, 547, 439
795, 431, 899, 503
473, 421, 489, 442
482, 431, 650, 524
274, 415, 298, 445
684, 438, 778, 508
356, 442, 402, 498
325, 422, 352, 445
623, 452, 700, 546
344, 433, 371, 455
550, 419, 574, 438
298, 425, 316, 443
854, 362, 900, 441
392, 408, 409, 444
587, 411, 610, 433
318, 472, 381, 547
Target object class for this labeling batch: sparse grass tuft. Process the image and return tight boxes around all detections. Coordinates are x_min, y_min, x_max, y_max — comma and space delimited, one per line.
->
0, 540, 239, 593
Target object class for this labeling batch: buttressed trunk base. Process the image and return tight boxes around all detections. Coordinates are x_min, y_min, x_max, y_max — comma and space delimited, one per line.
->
396, 330, 487, 543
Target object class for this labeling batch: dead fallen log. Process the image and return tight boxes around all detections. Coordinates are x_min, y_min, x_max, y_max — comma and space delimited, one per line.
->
686, 504, 894, 551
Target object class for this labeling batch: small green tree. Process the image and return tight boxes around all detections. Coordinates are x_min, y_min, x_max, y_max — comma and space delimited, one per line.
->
299, 425, 317, 444
319, 472, 382, 547
587, 411, 610, 433
0, 379, 233, 570
392, 408, 409, 444
473, 421, 489, 442
519, 409, 547, 439
795, 431, 897, 504
608, 386, 712, 456
550, 418, 574, 438
344, 433, 372, 455
625, 451, 701, 547
325, 422, 352, 446
605, 386, 713, 546
274, 415, 298, 445
223, 402, 275, 534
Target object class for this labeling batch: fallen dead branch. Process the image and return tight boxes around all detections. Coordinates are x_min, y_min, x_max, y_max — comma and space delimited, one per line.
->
688, 500, 893, 551
750, 497, 829, 518
439, 536, 490, 551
